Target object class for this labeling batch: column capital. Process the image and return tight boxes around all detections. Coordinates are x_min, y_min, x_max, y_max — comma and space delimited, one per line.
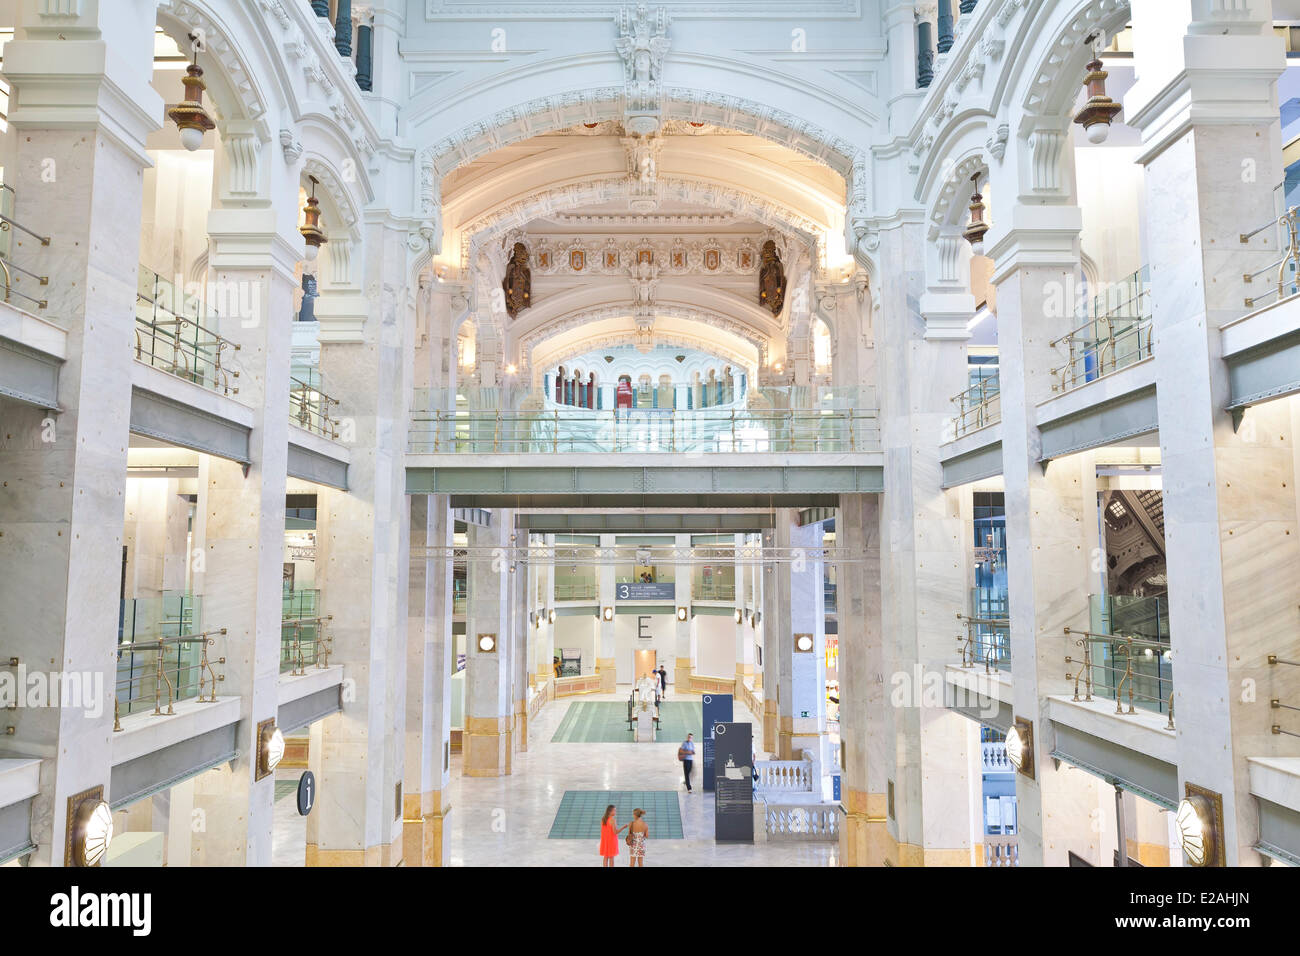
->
987, 204, 1082, 284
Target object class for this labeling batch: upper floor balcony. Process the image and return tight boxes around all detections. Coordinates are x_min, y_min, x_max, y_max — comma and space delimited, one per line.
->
409, 385, 880, 457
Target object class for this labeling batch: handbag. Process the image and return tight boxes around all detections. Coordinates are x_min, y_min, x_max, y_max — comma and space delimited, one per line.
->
625, 829, 634, 847
677, 747, 689, 761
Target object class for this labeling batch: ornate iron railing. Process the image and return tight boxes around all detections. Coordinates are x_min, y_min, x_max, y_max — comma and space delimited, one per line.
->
1065, 627, 1174, 729
289, 375, 341, 439
1241, 205, 1300, 308
957, 612, 1011, 672
134, 264, 239, 395
1050, 265, 1152, 392
114, 629, 227, 728
0, 183, 50, 311
951, 373, 1000, 438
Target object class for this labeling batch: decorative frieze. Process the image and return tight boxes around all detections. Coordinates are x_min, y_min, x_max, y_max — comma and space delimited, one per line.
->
524, 234, 768, 278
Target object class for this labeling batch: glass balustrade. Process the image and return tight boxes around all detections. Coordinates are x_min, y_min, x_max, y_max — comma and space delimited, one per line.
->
134, 264, 240, 396
410, 385, 879, 454
1064, 593, 1174, 723
1050, 266, 1153, 393
281, 589, 331, 674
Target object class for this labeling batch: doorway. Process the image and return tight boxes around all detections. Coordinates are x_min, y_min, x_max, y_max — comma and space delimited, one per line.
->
634, 649, 656, 680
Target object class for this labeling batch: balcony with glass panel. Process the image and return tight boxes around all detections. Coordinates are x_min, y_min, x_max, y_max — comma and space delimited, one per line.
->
1064, 593, 1173, 725
134, 264, 240, 396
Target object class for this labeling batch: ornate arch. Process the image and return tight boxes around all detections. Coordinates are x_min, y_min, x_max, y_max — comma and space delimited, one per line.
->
302, 156, 363, 243
156, 0, 269, 125
1017, 0, 1132, 121
457, 175, 827, 274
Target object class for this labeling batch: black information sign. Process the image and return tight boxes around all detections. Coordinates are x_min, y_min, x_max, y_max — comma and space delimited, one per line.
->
712, 721, 753, 843
701, 693, 733, 792
297, 770, 316, 817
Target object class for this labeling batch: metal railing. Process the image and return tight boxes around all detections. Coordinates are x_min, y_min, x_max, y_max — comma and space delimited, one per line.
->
553, 581, 598, 601
692, 580, 736, 602
1065, 627, 1174, 729
1268, 653, 1300, 738
957, 612, 1011, 672
280, 615, 333, 675
114, 629, 227, 728
951, 373, 1001, 439
1050, 265, 1152, 393
135, 264, 240, 395
289, 375, 341, 439
0, 183, 50, 311
1241, 205, 1300, 308
409, 406, 880, 454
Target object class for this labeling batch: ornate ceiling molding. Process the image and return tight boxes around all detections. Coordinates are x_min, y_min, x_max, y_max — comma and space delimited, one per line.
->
927, 153, 987, 241
303, 157, 363, 241
158, 0, 267, 123
516, 303, 768, 370
1020, 0, 1130, 119
456, 176, 823, 274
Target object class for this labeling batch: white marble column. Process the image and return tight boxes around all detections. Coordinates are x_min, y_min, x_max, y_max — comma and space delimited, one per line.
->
674, 533, 692, 690
190, 217, 298, 866
1129, 2, 1295, 865
510, 534, 529, 753
310, 221, 412, 865
836, 493, 887, 865
463, 515, 513, 776
596, 532, 617, 690
992, 218, 1102, 866
875, 220, 974, 866
0, 0, 159, 865
403, 494, 453, 865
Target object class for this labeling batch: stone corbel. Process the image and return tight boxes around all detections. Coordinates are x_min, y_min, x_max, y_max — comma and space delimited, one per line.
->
279, 128, 304, 164
314, 291, 370, 344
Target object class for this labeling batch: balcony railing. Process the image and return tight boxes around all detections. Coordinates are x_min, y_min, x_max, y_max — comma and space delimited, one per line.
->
957, 612, 1010, 672
1065, 627, 1173, 728
982, 740, 1013, 773
114, 629, 226, 727
951, 373, 1000, 439
0, 184, 50, 311
692, 580, 736, 602
553, 581, 598, 601
762, 801, 840, 842
289, 375, 341, 439
280, 615, 333, 675
135, 264, 240, 396
119, 592, 201, 642
1050, 266, 1153, 393
1268, 653, 1300, 739
410, 385, 879, 455
984, 834, 1019, 867
1241, 205, 1300, 308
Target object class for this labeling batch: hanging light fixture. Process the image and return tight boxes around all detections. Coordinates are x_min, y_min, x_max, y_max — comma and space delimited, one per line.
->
167, 34, 217, 152
1073, 36, 1123, 145
299, 176, 328, 263
962, 173, 989, 256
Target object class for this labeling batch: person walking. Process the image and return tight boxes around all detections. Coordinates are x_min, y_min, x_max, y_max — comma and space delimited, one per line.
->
657, 664, 668, 697
598, 804, 619, 867
678, 733, 696, 792
617, 808, 650, 867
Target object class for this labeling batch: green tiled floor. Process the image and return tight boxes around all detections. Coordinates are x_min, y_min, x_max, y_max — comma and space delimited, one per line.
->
551, 700, 702, 743
547, 790, 684, 840
274, 780, 297, 802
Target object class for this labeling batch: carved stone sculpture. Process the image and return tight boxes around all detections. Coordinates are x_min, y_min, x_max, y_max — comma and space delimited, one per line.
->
502, 241, 531, 319
759, 240, 785, 316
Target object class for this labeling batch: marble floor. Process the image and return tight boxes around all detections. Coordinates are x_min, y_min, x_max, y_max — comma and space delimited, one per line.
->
272, 687, 838, 866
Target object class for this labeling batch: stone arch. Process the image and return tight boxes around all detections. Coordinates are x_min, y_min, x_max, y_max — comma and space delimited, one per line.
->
156, 0, 273, 130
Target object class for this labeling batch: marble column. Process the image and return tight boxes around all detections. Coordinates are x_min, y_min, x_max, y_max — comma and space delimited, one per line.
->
596, 533, 617, 691
511, 536, 529, 753
760, 526, 782, 749
991, 210, 1101, 867
0, 1, 160, 865
463, 516, 513, 776
836, 493, 888, 866
403, 494, 453, 865
190, 217, 298, 866
875, 220, 974, 866
1129, 4, 1294, 865
733, 534, 753, 682
310, 222, 412, 866
674, 533, 692, 690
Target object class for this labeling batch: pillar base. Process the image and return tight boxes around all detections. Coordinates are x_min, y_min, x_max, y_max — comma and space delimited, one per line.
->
305, 842, 400, 866
763, 700, 778, 756
402, 790, 452, 867
463, 716, 513, 776
514, 699, 528, 753
596, 657, 617, 692
839, 790, 890, 867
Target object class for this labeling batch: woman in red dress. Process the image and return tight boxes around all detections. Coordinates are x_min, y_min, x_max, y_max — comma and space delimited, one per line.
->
598, 804, 619, 866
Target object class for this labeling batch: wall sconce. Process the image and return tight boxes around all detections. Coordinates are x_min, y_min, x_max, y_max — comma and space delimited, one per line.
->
256, 718, 285, 781
476, 633, 497, 653
962, 173, 989, 256
1005, 716, 1034, 779
794, 633, 814, 653
1073, 39, 1122, 144
602, 606, 614, 622
1176, 784, 1224, 867
167, 34, 216, 151
65, 786, 113, 867
299, 176, 328, 263
676, 606, 689, 622
548, 608, 556, 625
